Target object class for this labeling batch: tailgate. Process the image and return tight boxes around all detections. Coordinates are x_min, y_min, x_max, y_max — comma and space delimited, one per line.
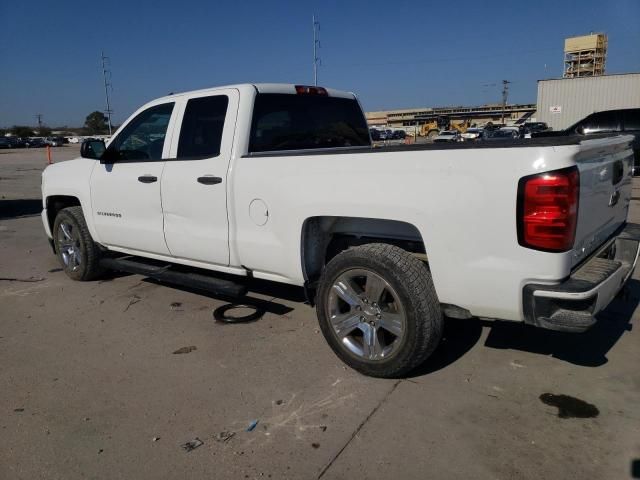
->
572, 135, 635, 267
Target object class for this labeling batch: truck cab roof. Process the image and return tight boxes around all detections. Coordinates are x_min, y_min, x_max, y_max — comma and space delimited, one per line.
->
153, 83, 357, 104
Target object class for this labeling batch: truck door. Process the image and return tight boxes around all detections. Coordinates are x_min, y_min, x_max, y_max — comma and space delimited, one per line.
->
90, 102, 176, 254
161, 89, 238, 266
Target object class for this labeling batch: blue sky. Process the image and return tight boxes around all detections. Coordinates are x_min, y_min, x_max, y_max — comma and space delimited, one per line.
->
1, 0, 639, 127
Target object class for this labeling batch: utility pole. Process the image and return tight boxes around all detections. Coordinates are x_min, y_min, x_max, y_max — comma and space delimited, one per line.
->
501, 80, 511, 125
101, 51, 114, 136
35, 114, 43, 132
312, 15, 320, 86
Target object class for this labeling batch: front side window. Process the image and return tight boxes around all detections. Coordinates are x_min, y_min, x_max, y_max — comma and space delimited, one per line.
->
248, 93, 370, 153
177, 95, 229, 159
103, 103, 174, 162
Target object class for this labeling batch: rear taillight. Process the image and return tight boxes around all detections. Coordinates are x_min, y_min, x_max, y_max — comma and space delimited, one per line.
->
295, 85, 328, 96
517, 166, 579, 252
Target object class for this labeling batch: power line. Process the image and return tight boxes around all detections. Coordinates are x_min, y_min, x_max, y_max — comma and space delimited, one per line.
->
101, 51, 114, 136
312, 15, 321, 86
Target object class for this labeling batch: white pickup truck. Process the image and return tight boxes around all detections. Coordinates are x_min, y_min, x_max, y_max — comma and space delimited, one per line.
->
41, 83, 640, 378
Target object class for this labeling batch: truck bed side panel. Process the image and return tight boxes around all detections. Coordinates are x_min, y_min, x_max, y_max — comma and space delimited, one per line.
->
231, 136, 633, 321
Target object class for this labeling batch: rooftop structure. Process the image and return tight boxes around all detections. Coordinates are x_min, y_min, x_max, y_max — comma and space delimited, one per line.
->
563, 33, 607, 78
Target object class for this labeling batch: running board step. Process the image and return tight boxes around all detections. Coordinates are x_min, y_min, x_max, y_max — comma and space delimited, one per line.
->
100, 257, 247, 297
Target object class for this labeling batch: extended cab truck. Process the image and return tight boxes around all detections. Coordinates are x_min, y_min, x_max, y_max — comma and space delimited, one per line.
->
42, 84, 640, 378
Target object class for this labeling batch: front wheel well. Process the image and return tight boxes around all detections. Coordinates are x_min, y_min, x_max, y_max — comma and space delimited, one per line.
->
46, 195, 81, 232
301, 216, 427, 300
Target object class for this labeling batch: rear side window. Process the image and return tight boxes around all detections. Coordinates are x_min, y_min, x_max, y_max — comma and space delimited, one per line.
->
177, 95, 229, 158
622, 110, 640, 131
249, 93, 370, 153
580, 111, 621, 134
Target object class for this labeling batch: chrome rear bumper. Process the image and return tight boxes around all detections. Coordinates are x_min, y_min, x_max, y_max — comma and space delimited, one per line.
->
523, 223, 640, 332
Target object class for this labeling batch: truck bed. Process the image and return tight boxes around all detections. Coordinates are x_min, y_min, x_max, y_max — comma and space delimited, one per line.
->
245, 133, 624, 157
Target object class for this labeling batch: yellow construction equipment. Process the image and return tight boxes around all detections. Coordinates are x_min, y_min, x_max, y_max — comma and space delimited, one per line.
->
417, 116, 470, 137
449, 119, 471, 134
419, 116, 450, 138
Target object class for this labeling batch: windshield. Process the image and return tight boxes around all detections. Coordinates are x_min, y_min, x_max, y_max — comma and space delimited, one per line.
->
249, 93, 370, 153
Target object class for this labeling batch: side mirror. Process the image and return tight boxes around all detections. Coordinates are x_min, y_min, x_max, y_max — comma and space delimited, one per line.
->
80, 140, 106, 159
575, 125, 585, 135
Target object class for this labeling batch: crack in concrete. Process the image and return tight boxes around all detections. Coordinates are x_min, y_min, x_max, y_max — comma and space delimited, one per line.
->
317, 379, 401, 479
0, 276, 45, 283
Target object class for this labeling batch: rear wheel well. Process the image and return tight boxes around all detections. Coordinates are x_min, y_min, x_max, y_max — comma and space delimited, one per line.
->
46, 195, 81, 232
301, 216, 426, 294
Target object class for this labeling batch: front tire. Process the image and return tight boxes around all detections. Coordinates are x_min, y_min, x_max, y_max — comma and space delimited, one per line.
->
53, 206, 104, 281
316, 243, 443, 378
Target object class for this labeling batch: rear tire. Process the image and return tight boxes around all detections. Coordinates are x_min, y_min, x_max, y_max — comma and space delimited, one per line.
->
53, 206, 104, 281
316, 243, 443, 378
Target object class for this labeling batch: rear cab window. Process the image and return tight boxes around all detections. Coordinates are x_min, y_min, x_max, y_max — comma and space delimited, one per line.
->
248, 93, 370, 153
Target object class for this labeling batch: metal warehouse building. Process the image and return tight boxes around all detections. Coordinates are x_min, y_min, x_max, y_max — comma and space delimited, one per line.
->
537, 73, 640, 130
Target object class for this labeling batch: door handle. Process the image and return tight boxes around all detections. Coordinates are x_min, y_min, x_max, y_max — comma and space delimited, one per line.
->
197, 176, 223, 185
138, 175, 157, 183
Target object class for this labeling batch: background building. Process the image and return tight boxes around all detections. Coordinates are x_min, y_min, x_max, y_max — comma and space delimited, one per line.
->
536, 72, 640, 130
366, 103, 536, 131
368, 32, 638, 135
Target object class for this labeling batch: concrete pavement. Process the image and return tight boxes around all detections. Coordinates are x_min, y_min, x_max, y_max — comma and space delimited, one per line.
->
1, 146, 639, 479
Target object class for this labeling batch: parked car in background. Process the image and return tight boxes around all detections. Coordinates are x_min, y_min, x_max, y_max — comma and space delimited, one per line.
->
483, 129, 520, 141
369, 128, 381, 141
391, 130, 406, 139
483, 123, 505, 132
461, 127, 485, 141
44, 137, 65, 147
0, 137, 28, 148
25, 137, 46, 148
572, 108, 639, 137
523, 122, 550, 134
500, 126, 524, 138
534, 108, 640, 175
67, 137, 81, 144
433, 130, 462, 143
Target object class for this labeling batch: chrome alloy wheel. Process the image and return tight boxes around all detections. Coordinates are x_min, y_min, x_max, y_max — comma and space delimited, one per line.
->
326, 268, 406, 361
57, 221, 82, 271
